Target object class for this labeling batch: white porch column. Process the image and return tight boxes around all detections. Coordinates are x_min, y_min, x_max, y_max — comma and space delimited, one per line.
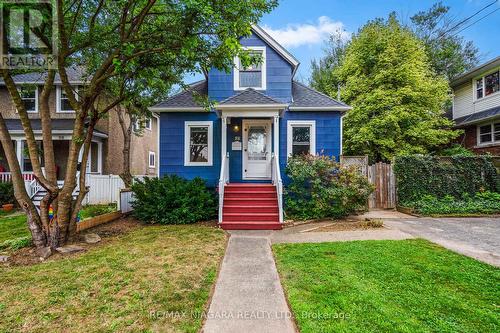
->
273, 115, 279, 161
221, 116, 227, 160
15, 140, 23, 171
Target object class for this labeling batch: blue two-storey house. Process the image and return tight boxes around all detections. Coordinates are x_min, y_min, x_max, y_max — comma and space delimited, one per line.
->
151, 25, 351, 230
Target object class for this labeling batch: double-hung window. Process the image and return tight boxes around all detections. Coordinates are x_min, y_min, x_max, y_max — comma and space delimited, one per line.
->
475, 69, 500, 100
148, 151, 156, 168
18, 86, 38, 113
184, 121, 213, 166
234, 47, 266, 90
57, 86, 78, 112
287, 121, 316, 157
478, 122, 500, 145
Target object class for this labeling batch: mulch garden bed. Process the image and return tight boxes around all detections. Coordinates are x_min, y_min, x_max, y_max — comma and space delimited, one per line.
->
309, 219, 384, 232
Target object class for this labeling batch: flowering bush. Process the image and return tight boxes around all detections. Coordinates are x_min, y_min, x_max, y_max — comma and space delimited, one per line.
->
285, 155, 374, 219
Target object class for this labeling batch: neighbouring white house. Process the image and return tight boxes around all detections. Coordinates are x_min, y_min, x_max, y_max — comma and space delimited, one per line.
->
451, 56, 500, 155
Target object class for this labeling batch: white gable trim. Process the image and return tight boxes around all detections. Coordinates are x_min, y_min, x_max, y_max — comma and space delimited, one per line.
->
251, 25, 300, 76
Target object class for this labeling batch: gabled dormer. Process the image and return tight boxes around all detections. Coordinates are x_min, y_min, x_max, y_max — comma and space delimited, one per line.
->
208, 25, 300, 103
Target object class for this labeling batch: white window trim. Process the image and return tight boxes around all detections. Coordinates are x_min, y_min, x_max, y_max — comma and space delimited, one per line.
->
86, 140, 102, 174
476, 121, 500, 146
148, 151, 156, 168
233, 46, 267, 91
472, 67, 500, 102
145, 118, 152, 131
184, 121, 213, 166
17, 86, 38, 113
287, 120, 316, 158
56, 86, 78, 113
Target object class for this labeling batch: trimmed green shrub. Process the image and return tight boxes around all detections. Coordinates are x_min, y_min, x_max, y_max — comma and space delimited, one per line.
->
394, 155, 499, 206
0, 182, 15, 206
438, 144, 475, 157
285, 155, 374, 220
131, 175, 217, 224
412, 192, 500, 215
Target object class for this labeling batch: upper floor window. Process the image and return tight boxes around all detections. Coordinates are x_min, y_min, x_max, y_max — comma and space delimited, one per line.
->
475, 70, 499, 100
133, 117, 152, 132
57, 86, 78, 113
478, 122, 500, 145
234, 47, 266, 91
18, 86, 38, 113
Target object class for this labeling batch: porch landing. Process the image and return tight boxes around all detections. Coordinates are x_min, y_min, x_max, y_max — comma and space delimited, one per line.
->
220, 183, 282, 230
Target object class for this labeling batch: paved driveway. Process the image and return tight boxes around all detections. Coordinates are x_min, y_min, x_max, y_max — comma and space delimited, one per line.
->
384, 217, 500, 267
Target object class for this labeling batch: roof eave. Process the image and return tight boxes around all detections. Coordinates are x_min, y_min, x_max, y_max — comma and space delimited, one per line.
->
251, 24, 300, 76
216, 104, 288, 111
451, 56, 500, 88
288, 106, 352, 111
148, 107, 205, 112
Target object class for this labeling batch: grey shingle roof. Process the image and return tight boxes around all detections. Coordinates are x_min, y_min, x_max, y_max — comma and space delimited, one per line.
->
152, 80, 351, 110
5, 119, 107, 136
151, 80, 207, 109
218, 88, 284, 105
290, 81, 349, 109
454, 106, 500, 127
0, 67, 88, 85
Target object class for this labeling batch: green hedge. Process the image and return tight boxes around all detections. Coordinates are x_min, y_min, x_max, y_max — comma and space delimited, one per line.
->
394, 155, 499, 205
0, 182, 15, 206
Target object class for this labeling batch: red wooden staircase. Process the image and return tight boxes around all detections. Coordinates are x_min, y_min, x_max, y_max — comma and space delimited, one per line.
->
220, 183, 282, 230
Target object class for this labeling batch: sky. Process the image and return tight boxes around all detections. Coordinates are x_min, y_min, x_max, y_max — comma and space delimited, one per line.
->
186, 0, 500, 84
259, 0, 500, 82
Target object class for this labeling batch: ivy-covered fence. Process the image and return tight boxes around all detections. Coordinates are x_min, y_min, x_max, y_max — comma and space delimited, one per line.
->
393, 155, 499, 206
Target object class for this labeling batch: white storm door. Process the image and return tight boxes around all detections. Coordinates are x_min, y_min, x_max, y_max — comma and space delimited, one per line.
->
242, 120, 272, 179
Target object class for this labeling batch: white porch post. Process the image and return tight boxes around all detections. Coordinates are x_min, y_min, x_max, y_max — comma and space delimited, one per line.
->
273, 115, 279, 162
15, 140, 23, 172
221, 116, 227, 161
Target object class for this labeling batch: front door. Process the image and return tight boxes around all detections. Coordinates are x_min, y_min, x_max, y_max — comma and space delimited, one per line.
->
242, 120, 272, 179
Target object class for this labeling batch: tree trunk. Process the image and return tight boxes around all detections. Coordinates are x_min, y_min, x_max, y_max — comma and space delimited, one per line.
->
117, 107, 134, 187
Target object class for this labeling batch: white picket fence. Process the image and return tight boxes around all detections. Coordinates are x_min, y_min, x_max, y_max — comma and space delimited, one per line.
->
84, 174, 152, 205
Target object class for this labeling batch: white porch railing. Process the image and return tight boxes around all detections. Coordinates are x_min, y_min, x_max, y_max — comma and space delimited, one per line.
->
0, 172, 35, 182
218, 152, 229, 223
271, 153, 284, 223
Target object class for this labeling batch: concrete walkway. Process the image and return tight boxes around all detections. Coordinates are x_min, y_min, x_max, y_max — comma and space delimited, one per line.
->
385, 217, 500, 267
203, 231, 296, 333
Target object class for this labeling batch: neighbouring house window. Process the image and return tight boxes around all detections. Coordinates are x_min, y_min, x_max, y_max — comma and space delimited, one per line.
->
184, 121, 213, 166
148, 151, 156, 168
133, 117, 152, 132
476, 79, 483, 99
87, 141, 100, 173
145, 118, 152, 130
475, 69, 500, 100
478, 122, 500, 145
234, 47, 266, 90
22, 141, 43, 172
18, 86, 38, 113
287, 121, 316, 157
57, 86, 78, 112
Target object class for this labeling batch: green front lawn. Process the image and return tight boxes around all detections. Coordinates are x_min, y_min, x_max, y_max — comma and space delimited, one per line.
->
0, 224, 225, 332
273, 239, 500, 333
0, 204, 119, 249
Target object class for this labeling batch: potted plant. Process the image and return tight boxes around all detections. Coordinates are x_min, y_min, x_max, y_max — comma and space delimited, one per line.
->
0, 182, 15, 212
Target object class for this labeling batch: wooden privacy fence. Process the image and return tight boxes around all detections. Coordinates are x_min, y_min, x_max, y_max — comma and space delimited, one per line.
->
367, 163, 396, 209
341, 156, 396, 209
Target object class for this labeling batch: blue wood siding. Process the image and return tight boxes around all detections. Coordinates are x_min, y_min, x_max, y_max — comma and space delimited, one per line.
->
208, 32, 293, 103
159, 112, 221, 187
279, 111, 342, 183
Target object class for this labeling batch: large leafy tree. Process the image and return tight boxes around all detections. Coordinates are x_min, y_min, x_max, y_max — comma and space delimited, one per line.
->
0, 0, 277, 251
337, 15, 460, 162
410, 2, 479, 80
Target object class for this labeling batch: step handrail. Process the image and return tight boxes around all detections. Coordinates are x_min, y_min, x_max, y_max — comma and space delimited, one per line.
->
271, 153, 284, 223
218, 152, 229, 223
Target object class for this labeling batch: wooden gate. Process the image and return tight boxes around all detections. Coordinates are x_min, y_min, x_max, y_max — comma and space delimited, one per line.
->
367, 163, 396, 209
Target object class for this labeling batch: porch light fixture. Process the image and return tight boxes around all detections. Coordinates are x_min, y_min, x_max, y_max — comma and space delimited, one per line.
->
233, 125, 240, 132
